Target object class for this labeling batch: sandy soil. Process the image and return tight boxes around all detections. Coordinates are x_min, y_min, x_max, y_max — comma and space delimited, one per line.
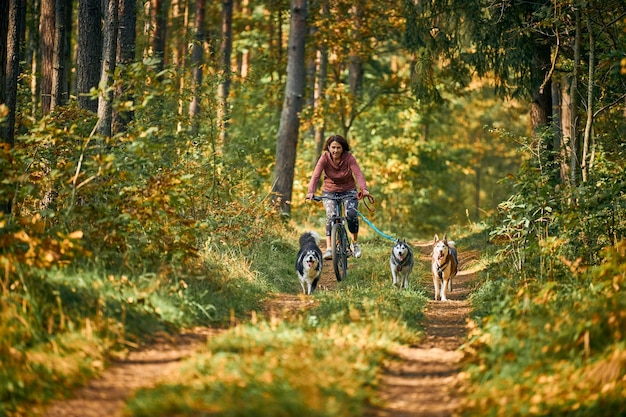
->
39, 241, 476, 417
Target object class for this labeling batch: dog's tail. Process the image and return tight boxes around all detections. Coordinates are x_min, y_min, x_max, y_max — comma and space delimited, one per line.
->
299, 231, 321, 246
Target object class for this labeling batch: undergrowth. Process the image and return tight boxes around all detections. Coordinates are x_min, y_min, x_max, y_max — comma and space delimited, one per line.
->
462, 135, 626, 416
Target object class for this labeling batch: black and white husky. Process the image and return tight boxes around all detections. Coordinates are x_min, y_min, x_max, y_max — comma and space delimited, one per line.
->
390, 239, 414, 289
295, 231, 323, 295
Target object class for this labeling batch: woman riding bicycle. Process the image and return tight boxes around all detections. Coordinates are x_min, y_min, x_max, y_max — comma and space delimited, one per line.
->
305, 134, 370, 260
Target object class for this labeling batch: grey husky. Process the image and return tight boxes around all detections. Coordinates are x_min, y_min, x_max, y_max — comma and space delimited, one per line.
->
390, 239, 414, 289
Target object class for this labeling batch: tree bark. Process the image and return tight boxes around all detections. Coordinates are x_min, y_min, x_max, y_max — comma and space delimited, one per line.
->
217, 0, 233, 147
97, 0, 119, 137
77, 0, 102, 112
2, 0, 25, 214
312, 46, 328, 168
40, 0, 55, 114
557, 75, 572, 184
581, 13, 595, 183
51, 0, 68, 111
113, 0, 137, 133
189, 0, 205, 132
271, 0, 308, 214
237, 0, 250, 79
150, 0, 168, 72
569, 7, 581, 187
0, 0, 9, 105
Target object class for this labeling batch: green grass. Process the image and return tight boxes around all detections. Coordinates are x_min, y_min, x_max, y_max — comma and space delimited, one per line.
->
122, 233, 431, 416
1, 215, 440, 417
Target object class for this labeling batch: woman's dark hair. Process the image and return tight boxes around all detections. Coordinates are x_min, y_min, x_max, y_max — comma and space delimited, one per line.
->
324, 135, 351, 153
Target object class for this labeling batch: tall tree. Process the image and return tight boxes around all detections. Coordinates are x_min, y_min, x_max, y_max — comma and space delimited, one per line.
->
97, 0, 119, 137
39, 0, 54, 114
113, 0, 137, 133
50, 0, 70, 111
237, 0, 250, 79
311, 0, 329, 167
77, 0, 102, 112
0, 0, 8, 105
218, 0, 233, 146
2, 0, 25, 215
150, 0, 168, 72
271, 0, 308, 214
189, 0, 205, 132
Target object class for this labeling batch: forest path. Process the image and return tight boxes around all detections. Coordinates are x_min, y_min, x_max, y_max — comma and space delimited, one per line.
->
364, 242, 476, 417
39, 241, 476, 417
39, 329, 216, 417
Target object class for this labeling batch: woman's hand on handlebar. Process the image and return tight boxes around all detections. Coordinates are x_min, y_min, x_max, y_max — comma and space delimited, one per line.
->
305, 193, 314, 200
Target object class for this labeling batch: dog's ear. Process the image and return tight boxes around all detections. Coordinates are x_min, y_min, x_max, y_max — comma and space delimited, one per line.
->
443, 234, 448, 243
433, 234, 439, 243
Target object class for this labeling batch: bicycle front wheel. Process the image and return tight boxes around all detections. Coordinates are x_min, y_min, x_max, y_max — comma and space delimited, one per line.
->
331, 223, 348, 281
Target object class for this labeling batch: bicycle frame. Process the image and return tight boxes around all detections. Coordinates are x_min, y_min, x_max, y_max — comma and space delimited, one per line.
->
312, 195, 351, 281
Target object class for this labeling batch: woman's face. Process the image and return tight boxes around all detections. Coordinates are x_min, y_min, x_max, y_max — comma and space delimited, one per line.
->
329, 141, 343, 160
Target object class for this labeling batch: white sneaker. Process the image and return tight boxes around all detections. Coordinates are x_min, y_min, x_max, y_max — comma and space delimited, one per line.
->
323, 248, 332, 260
352, 243, 362, 258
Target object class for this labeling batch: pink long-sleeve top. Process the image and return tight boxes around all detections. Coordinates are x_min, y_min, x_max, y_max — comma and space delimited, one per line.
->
307, 152, 368, 195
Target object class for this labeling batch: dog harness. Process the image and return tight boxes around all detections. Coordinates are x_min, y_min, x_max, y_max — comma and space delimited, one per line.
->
436, 256, 451, 278
436, 246, 458, 278
393, 253, 410, 271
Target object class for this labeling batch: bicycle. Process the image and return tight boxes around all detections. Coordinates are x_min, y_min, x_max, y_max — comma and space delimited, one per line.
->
311, 194, 352, 282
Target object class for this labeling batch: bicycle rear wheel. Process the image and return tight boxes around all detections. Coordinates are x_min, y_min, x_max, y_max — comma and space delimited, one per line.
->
331, 223, 348, 281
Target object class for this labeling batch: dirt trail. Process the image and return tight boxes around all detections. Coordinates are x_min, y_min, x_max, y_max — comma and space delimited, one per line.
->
39, 330, 216, 417
39, 242, 475, 417
365, 242, 475, 417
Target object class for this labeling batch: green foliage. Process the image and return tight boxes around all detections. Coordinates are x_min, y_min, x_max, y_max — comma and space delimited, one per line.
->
465, 134, 626, 416
0, 56, 298, 413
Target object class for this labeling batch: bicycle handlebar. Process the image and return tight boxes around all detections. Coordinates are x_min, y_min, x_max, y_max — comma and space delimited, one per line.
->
309, 195, 346, 203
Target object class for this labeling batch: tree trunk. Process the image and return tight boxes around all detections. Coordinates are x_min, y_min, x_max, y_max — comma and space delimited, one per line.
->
217, 0, 233, 148
271, 0, 308, 214
347, 3, 363, 130
172, 0, 188, 132
570, 7, 581, 187
77, 0, 102, 112
113, 0, 137, 133
150, 0, 168, 72
2, 0, 25, 214
237, 0, 250, 79
557, 74, 572, 184
0, 0, 9, 105
311, 0, 329, 167
40, 0, 55, 114
51, 0, 68, 111
171, 0, 187, 67
312, 47, 328, 168
189, 0, 205, 132
97, 0, 119, 137
529, 42, 552, 136
581, 13, 595, 183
